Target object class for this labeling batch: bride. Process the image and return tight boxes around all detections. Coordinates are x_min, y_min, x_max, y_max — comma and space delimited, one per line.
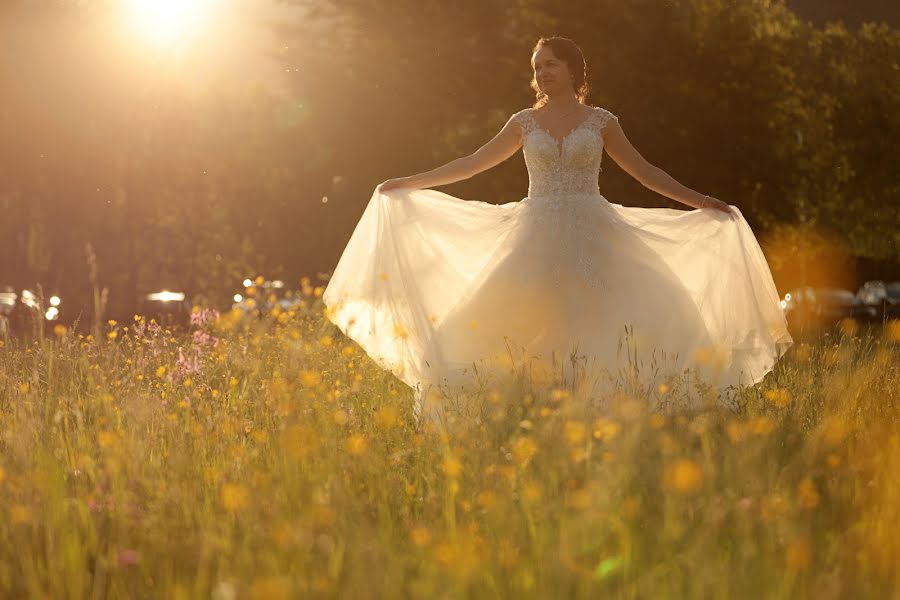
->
323, 36, 793, 425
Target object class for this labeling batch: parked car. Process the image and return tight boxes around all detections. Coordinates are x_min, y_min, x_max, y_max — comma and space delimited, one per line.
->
0, 286, 64, 338
856, 280, 900, 321
231, 278, 302, 317
136, 290, 191, 327
780, 285, 877, 331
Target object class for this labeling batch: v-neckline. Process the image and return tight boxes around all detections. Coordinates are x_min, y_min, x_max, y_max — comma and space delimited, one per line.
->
529, 107, 597, 157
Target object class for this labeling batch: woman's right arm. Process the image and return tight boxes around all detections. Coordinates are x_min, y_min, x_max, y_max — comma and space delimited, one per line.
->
378, 114, 523, 192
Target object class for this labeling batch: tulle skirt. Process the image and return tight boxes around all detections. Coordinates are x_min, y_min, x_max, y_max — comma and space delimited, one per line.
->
323, 187, 793, 423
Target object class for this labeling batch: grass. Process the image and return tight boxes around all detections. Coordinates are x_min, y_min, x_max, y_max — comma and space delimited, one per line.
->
0, 282, 898, 599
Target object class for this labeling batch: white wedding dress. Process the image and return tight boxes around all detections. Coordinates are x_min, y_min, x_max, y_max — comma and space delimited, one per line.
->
323, 106, 793, 423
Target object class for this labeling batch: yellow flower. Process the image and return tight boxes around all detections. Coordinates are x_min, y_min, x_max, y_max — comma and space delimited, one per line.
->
476, 490, 499, 510
657, 382, 670, 394
797, 477, 819, 509
299, 370, 321, 387
664, 459, 704, 494
726, 419, 746, 443
229, 376, 239, 388
155, 366, 166, 378
750, 416, 776, 436
221, 484, 250, 512
319, 335, 333, 347
885, 319, 900, 342
785, 538, 811, 572
107, 330, 118, 340
564, 421, 587, 445
592, 417, 621, 442
346, 434, 368, 456
764, 388, 792, 407
549, 388, 570, 402
375, 405, 401, 428
53, 324, 67, 337
108, 319, 117, 327
97, 430, 118, 449
410, 526, 431, 547
341, 345, 355, 357
10, 504, 33, 525
511, 436, 538, 466
822, 416, 848, 447
332, 409, 349, 426
442, 456, 463, 478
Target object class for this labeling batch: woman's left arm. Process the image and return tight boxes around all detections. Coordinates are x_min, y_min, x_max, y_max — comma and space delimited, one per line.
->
602, 118, 732, 214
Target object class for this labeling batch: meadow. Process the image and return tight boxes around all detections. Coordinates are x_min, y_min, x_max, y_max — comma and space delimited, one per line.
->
1, 279, 898, 599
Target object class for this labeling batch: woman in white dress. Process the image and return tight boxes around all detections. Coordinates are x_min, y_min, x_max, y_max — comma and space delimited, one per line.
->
323, 36, 793, 425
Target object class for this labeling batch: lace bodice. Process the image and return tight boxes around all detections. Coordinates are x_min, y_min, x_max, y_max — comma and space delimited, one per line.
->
509, 106, 618, 198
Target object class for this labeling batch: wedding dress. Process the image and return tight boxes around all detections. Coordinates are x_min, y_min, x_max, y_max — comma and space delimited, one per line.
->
323, 106, 793, 423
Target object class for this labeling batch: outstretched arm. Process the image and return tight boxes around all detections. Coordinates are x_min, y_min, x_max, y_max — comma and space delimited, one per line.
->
603, 118, 731, 213
377, 115, 523, 192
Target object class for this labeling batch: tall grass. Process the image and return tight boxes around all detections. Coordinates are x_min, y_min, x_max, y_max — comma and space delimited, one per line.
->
0, 283, 898, 599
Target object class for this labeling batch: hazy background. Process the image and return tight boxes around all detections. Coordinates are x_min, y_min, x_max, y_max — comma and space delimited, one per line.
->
2, 0, 898, 322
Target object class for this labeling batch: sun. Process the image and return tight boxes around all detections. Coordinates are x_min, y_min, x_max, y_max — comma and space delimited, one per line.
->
124, 0, 214, 47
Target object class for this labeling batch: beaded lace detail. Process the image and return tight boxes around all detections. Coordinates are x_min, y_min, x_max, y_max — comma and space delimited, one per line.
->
507, 106, 619, 292
511, 106, 617, 198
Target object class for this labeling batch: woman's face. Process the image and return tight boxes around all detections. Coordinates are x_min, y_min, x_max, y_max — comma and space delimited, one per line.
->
531, 46, 572, 96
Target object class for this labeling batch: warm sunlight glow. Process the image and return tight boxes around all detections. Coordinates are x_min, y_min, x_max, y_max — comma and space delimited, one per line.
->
124, 0, 214, 47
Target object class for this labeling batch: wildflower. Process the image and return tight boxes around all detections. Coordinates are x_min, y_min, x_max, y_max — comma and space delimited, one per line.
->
764, 388, 792, 407
319, 335, 333, 347
663, 459, 704, 494
442, 456, 463, 478
885, 319, 900, 342
649, 414, 667, 429
97, 431, 118, 449
549, 388, 570, 402
564, 421, 587, 445
10, 505, 33, 525
726, 420, 747, 443
108, 319, 117, 327
476, 490, 499, 510
657, 382, 669, 394
838, 317, 858, 337
117, 549, 140, 568
53, 324, 67, 337
248, 576, 291, 600
299, 370, 321, 387
341, 345, 355, 357
797, 477, 820, 509
593, 417, 621, 442
410, 526, 431, 547
346, 434, 368, 455
375, 405, 401, 428
511, 436, 538, 466
107, 330, 118, 340
221, 484, 250, 512
822, 416, 848, 447
332, 409, 349, 425
750, 416, 776, 436
785, 538, 811, 572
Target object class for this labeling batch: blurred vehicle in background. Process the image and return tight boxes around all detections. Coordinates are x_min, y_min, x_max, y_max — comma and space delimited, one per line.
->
780, 285, 878, 332
231, 277, 302, 317
856, 280, 900, 321
0, 286, 64, 338
137, 290, 191, 327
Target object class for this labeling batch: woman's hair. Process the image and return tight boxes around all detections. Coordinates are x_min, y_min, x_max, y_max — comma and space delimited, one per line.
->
529, 37, 591, 109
